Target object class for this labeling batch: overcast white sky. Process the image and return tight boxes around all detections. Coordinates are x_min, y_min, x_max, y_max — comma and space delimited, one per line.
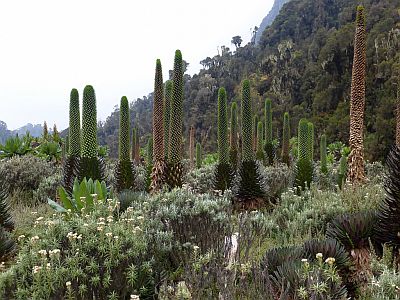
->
0, 0, 273, 131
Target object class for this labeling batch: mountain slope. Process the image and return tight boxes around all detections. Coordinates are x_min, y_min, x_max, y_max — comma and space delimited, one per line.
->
255, 0, 292, 44
99, 0, 400, 161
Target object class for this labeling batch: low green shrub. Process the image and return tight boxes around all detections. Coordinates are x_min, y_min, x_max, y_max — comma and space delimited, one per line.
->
0, 198, 155, 299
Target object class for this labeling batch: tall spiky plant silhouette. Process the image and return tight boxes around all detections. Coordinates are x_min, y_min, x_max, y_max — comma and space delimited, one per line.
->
62, 88, 81, 193
236, 80, 264, 207
264, 98, 274, 165
42, 121, 49, 141
281, 112, 291, 165
308, 122, 314, 161
256, 121, 265, 162
347, 6, 367, 184
115, 96, 134, 192
0, 179, 15, 260
295, 119, 313, 190
77, 85, 104, 181
164, 80, 173, 159
189, 125, 195, 168
253, 114, 259, 151
320, 134, 328, 174
214, 88, 233, 192
150, 59, 167, 192
196, 142, 202, 169
375, 147, 400, 251
229, 102, 239, 170
166, 50, 184, 189
396, 81, 400, 149
132, 127, 140, 165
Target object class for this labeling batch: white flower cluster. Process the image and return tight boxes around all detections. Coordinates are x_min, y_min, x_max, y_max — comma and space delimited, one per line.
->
67, 232, 82, 241
49, 249, 61, 258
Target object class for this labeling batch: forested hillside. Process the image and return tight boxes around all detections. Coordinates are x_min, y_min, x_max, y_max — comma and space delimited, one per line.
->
98, 0, 400, 161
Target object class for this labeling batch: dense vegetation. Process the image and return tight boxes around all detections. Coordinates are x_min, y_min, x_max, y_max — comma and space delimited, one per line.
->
97, 0, 399, 163
0, 1, 400, 299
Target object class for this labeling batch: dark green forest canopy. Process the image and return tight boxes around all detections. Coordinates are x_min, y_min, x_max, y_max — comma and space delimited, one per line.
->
97, 0, 400, 161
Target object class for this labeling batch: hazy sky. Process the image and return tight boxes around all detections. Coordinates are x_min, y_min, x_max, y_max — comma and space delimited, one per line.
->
0, 0, 273, 131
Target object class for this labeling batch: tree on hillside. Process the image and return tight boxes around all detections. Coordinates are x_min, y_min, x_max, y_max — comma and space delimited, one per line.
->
231, 36, 243, 50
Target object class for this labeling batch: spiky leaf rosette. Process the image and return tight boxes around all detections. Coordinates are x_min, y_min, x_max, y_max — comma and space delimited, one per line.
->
115, 96, 134, 192
0, 179, 13, 231
301, 239, 353, 286
196, 142, 202, 169
69, 88, 81, 157
62, 156, 78, 194
256, 121, 265, 162
281, 112, 290, 165
264, 98, 274, 165
260, 246, 301, 274
375, 147, 400, 249
115, 160, 134, 191
165, 50, 184, 189
164, 80, 173, 158
396, 80, 400, 148
327, 211, 377, 252
241, 80, 254, 162
229, 102, 238, 170
77, 156, 105, 182
348, 6, 367, 184
320, 134, 328, 174
0, 227, 15, 260
213, 163, 233, 193
295, 119, 313, 189
236, 161, 265, 208
307, 122, 314, 161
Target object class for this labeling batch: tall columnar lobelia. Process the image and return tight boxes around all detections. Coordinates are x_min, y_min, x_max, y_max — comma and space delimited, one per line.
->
189, 125, 195, 168
166, 50, 184, 188
396, 80, 400, 149
308, 122, 314, 161
229, 102, 239, 170
214, 87, 233, 192
0, 179, 15, 260
42, 121, 49, 142
196, 142, 202, 169
295, 119, 313, 190
164, 80, 173, 159
146, 137, 153, 192
62, 89, 81, 193
256, 121, 265, 162
320, 134, 328, 174
78, 85, 104, 181
132, 127, 140, 165
253, 114, 259, 151
347, 6, 367, 184
236, 80, 264, 207
281, 112, 290, 165
264, 98, 274, 165
150, 59, 167, 192
114, 96, 135, 192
